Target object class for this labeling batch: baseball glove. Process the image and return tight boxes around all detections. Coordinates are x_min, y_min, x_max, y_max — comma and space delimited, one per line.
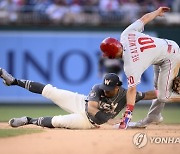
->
172, 76, 180, 94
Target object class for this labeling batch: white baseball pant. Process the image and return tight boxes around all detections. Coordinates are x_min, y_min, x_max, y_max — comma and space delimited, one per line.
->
147, 40, 180, 120
42, 84, 95, 129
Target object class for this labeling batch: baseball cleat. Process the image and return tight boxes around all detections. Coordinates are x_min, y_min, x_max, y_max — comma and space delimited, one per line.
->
0, 68, 15, 86
9, 116, 28, 127
128, 116, 163, 128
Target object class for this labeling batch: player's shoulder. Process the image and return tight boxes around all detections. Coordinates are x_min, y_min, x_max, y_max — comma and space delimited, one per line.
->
120, 29, 134, 42
91, 84, 103, 92
92, 84, 100, 89
121, 29, 130, 38
88, 84, 104, 99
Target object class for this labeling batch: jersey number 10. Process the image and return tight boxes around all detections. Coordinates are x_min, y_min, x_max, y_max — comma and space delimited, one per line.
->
138, 37, 156, 52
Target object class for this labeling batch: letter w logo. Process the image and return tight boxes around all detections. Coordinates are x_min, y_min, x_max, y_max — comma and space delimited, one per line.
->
104, 79, 111, 85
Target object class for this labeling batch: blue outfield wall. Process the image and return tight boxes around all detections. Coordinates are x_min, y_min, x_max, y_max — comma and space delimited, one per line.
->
0, 31, 155, 103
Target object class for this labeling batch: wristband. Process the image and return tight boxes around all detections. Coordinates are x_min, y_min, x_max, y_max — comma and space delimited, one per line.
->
126, 104, 134, 112
95, 111, 109, 123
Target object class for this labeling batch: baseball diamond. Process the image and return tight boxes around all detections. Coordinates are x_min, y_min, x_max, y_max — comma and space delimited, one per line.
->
0, 123, 180, 154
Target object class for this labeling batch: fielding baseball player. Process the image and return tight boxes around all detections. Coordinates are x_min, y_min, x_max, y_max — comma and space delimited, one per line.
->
0, 68, 156, 129
100, 7, 180, 129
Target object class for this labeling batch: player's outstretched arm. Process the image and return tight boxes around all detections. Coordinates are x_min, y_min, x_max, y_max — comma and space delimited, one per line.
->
140, 7, 170, 25
87, 101, 99, 116
87, 101, 110, 125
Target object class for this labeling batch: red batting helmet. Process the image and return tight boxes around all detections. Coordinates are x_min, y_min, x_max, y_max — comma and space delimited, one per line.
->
100, 37, 122, 59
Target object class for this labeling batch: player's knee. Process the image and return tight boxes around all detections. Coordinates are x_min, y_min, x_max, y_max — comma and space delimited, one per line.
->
157, 95, 169, 103
42, 84, 52, 96
42, 84, 58, 99
157, 98, 168, 103
158, 92, 180, 103
157, 96, 175, 103
51, 115, 64, 128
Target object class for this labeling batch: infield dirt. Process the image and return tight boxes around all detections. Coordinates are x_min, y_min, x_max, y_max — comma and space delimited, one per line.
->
0, 123, 180, 154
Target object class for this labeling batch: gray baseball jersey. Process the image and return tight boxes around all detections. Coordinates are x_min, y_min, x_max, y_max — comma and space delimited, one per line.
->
86, 84, 145, 124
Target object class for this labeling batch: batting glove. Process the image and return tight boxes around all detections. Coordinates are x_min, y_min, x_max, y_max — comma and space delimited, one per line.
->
119, 105, 134, 129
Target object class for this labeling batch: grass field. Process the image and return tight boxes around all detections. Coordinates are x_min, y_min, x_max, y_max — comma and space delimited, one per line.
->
0, 103, 179, 123
0, 129, 43, 138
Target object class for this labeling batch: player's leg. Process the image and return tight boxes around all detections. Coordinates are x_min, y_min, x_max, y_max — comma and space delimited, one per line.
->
158, 42, 180, 102
0, 68, 45, 94
42, 84, 86, 113
1, 68, 87, 117
129, 99, 164, 128
9, 116, 54, 128
51, 113, 94, 129
146, 99, 164, 121
146, 65, 165, 122
9, 113, 94, 129
129, 65, 164, 128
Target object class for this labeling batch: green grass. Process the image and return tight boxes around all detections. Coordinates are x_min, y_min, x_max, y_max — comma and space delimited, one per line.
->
0, 104, 68, 122
0, 104, 179, 124
0, 129, 43, 138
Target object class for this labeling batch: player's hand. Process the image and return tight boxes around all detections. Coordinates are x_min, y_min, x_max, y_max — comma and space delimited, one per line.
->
157, 7, 170, 17
119, 110, 132, 129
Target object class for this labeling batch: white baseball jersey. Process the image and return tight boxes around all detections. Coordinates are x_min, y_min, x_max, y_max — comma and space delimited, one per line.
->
120, 20, 180, 100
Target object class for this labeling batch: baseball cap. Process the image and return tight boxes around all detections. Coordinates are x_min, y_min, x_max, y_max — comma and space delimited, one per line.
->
99, 73, 122, 91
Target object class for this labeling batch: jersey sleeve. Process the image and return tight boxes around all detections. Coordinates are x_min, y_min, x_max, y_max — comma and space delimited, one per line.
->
121, 19, 144, 36
87, 84, 102, 102
124, 65, 142, 87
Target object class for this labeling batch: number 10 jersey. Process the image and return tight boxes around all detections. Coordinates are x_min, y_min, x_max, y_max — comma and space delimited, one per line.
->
120, 19, 174, 87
